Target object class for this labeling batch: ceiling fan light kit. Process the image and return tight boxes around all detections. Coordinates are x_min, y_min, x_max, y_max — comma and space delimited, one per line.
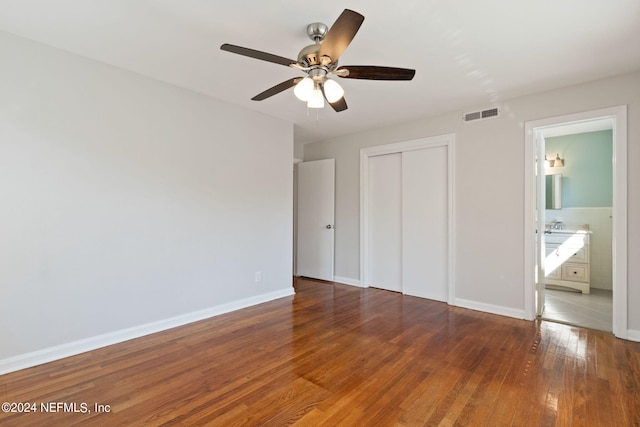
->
307, 86, 325, 109
220, 9, 415, 112
294, 76, 314, 101
323, 79, 344, 103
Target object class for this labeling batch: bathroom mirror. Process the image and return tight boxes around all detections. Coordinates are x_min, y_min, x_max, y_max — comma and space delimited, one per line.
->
546, 174, 562, 210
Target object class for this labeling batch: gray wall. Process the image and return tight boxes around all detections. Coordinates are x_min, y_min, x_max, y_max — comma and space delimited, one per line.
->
303, 71, 640, 331
0, 32, 294, 364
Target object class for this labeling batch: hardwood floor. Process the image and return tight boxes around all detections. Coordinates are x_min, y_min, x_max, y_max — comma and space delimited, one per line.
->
1, 277, 639, 426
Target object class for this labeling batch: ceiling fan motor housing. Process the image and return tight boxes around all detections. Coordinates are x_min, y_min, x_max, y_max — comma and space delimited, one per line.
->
297, 44, 320, 67
298, 22, 331, 67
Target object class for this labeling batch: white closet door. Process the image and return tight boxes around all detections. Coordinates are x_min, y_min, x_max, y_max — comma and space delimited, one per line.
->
402, 147, 448, 301
368, 153, 402, 292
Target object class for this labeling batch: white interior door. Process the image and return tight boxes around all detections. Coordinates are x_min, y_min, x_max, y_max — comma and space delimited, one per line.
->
296, 159, 335, 281
402, 147, 448, 301
368, 153, 402, 292
536, 133, 546, 316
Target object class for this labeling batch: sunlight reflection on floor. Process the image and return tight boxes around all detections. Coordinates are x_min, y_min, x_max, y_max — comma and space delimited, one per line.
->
542, 288, 612, 332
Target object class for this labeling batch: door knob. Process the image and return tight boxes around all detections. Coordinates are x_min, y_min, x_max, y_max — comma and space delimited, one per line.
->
326, 225, 333, 229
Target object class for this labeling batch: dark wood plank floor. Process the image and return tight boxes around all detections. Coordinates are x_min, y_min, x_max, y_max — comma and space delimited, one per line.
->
1, 277, 639, 426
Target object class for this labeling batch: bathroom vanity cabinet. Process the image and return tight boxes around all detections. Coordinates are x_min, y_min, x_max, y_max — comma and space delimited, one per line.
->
544, 230, 591, 294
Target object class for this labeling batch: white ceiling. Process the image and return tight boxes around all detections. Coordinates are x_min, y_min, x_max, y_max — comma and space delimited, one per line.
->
1, 0, 639, 144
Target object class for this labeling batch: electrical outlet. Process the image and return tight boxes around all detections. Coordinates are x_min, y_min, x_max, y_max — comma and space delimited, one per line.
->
255, 271, 262, 282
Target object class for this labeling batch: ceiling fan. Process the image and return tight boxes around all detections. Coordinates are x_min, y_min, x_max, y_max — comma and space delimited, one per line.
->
220, 9, 415, 112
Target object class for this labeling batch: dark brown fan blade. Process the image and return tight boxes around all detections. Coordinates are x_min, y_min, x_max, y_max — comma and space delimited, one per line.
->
317, 9, 364, 64
337, 66, 416, 80
220, 44, 297, 67
328, 96, 348, 112
320, 86, 348, 112
252, 78, 302, 101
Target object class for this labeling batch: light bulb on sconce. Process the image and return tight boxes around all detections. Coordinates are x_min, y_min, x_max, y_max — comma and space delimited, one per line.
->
544, 153, 565, 168
554, 154, 564, 167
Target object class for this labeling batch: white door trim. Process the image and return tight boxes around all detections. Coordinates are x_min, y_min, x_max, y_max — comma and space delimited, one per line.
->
523, 106, 627, 339
360, 134, 456, 304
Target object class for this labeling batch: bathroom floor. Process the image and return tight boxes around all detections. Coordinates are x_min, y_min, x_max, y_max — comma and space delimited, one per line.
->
542, 287, 612, 332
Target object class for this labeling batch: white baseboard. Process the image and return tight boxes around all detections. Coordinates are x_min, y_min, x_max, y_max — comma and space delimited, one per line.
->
333, 276, 363, 287
0, 288, 294, 375
454, 298, 525, 320
626, 329, 640, 342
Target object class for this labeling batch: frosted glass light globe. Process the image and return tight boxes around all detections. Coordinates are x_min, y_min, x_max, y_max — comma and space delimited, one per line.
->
294, 77, 314, 101
323, 79, 344, 103
307, 88, 325, 108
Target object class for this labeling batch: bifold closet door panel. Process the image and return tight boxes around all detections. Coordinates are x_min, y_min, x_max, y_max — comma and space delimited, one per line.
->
402, 146, 448, 301
368, 153, 402, 292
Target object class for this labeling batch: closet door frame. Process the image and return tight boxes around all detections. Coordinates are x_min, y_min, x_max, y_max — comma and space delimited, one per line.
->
360, 134, 456, 304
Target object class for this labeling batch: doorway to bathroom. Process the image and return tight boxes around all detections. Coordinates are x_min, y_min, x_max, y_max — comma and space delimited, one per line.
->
541, 124, 613, 331
524, 106, 628, 338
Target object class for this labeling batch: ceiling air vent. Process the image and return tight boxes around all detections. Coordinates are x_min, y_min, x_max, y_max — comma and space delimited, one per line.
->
464, 111, 481, 122
463, 107, 500, 123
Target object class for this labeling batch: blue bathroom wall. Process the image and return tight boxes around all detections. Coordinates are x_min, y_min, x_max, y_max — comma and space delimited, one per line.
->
545, 130, 613, 207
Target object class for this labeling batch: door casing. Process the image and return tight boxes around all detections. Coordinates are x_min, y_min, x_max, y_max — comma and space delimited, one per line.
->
524, 106, 628, 338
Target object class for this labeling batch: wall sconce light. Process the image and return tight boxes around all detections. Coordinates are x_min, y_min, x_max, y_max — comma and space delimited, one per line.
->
545, 154, 565, 168
553, 154, 564, 167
